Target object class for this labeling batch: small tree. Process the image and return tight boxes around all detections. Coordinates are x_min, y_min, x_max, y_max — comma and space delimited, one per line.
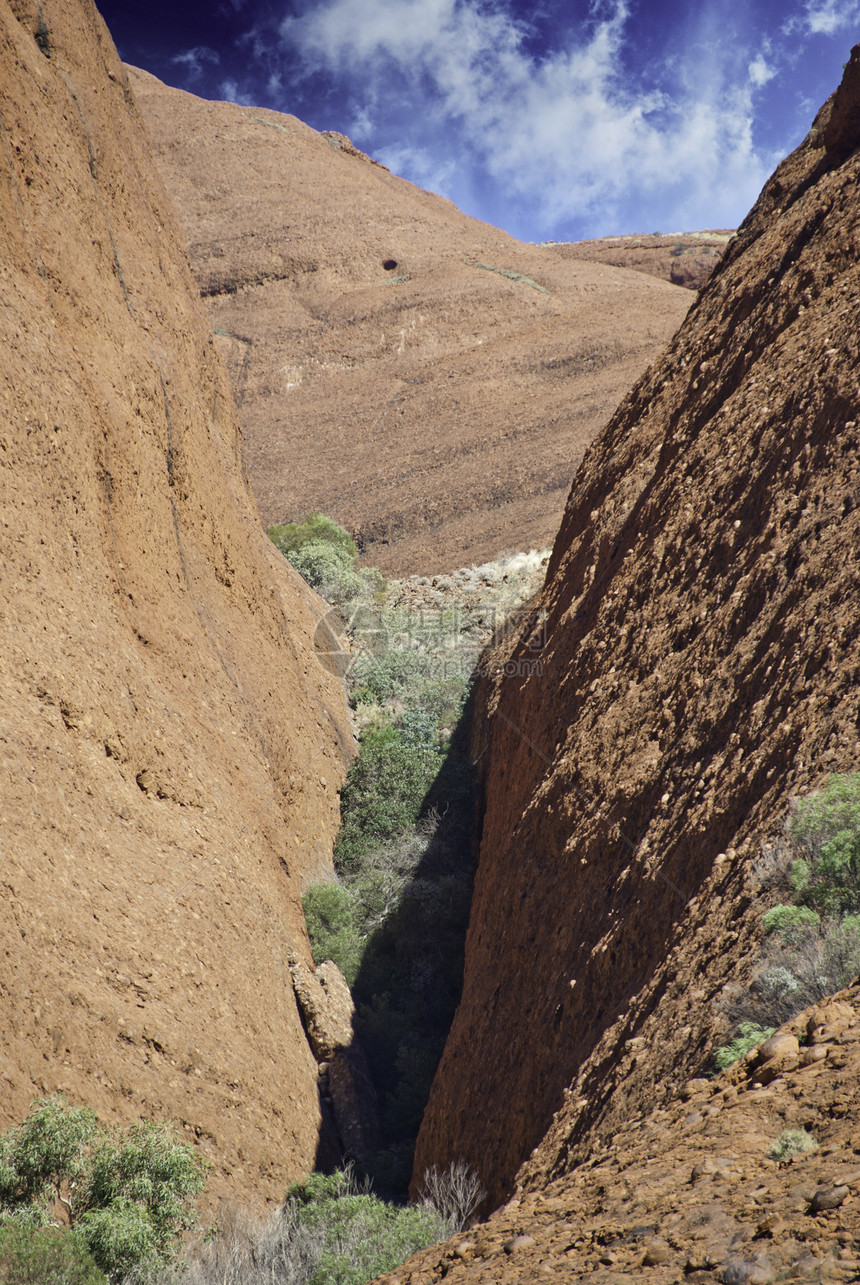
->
0, 1097, 208, 1281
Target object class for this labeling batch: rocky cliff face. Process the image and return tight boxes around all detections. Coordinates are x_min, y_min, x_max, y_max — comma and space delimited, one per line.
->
128, 68, 691, 575
414, 47, 860, 1212
0, 0, 352, 1201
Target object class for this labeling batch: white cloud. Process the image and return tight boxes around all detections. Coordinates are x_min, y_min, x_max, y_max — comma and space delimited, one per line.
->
748, 54, 776, 86
802, 0, 860, 33
171, 45, 219, 81
277, 0, 792, 236
220, 78, 255, 106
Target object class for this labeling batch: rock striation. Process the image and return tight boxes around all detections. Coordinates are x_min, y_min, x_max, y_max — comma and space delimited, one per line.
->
553, 229, 731, 291
0, 0, 352, 1202
414, 46, 860, 1212
128, 68, 691, 575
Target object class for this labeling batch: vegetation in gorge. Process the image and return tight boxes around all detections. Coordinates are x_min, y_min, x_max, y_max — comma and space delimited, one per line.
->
271, 514, 545, 1193
129, 1163, 482, 1285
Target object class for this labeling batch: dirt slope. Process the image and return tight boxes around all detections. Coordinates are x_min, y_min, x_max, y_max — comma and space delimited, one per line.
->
554, 229, 732, 290
382, 989, 860, 1284
413, 47, 860, 1212
0, 0, 352, 1202
127, 68, 691, 576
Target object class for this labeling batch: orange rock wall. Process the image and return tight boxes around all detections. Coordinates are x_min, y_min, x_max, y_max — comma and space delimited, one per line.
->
0, 0, 351, 1202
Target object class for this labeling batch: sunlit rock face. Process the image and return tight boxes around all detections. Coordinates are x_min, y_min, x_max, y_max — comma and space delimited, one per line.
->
0, 0, 352, 1203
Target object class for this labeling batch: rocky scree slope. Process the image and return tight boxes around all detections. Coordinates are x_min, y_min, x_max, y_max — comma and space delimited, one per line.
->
381, 990, 860, 1285
127, 67, 691, 576
414, 47, 860, 1212
0, 0, 352, 1203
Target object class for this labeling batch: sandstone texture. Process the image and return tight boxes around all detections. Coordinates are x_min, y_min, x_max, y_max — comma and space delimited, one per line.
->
128, 67, 691, 576
414, 47, 860, 1211
0, 0, 353, 1202
379, 988, 860, 1284
553, 230, 732, 291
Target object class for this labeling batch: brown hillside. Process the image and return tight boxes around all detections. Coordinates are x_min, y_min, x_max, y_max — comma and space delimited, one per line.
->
127, 67, 691, 576
0, 0, 351, 1202
554, 229, 732, 291
414, 46, 860, 1213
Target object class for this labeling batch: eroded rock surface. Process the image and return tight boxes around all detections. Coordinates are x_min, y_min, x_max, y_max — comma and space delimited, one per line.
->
414, 47, 860, 1211
0, 0, 351, 1202
128, 67, 691, 575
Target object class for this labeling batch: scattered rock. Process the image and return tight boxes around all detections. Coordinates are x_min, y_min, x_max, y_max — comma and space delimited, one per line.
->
808, 1184, 849, 1214
757, 1033, 800, 1065
642, 1237, 672, 1266
504, 1235, 536, 1253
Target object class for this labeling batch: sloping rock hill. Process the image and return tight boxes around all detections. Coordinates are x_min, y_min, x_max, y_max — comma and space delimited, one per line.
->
382, 990, 860, 1284
554, 229, 732, 291
127, 68, 691, 576
0, 0, 352, 1202
413, 47, 860, 1215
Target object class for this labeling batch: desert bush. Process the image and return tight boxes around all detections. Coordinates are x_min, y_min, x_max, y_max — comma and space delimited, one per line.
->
0, 1223, 105, 1284
0, 1098, 207, 1282
416, 1161, 485, 1232
734, 917, 860, 1030
786, 772, 860, 915
138, 1168, 452, 1285
267, 514, 357, 563
713, 1022, 775, 1072
302, 883, 363, 986
267, 514, 366, 609
761, 904, 820, 940
714, 776, 860, 1067
285, 1168, 447, 1285
768, 1128, 818, 1161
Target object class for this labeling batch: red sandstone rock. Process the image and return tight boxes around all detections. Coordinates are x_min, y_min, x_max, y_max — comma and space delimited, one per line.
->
414, 45, 860, 1214
128, 67, 691, 575
0, 0, 351, 1205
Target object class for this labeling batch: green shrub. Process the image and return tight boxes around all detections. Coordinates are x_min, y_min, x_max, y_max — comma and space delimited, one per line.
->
285, 1169, 448, 1285
289, 541, 363, 600
768, 1128, 818, 1161
713, 1022, 775, 1072
0, 1098, 207, 1282
716, 776, 860, 1066
267, 514, 357, 562
0, 1224, 105, 1285
788, 773, 860, 915
334, 726, 444, 874
761, 904, 821, 940
302, 883, 364, 985
267, 514, 364, 608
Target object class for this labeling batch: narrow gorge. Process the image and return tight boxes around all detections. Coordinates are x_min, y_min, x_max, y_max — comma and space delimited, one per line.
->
1, 2, 860, 1281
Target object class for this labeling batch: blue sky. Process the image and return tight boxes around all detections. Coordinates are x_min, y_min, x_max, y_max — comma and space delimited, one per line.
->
99, 0, 858, 241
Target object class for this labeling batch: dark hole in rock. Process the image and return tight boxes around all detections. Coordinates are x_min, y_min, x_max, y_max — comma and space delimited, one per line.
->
382, 259, 398, 270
